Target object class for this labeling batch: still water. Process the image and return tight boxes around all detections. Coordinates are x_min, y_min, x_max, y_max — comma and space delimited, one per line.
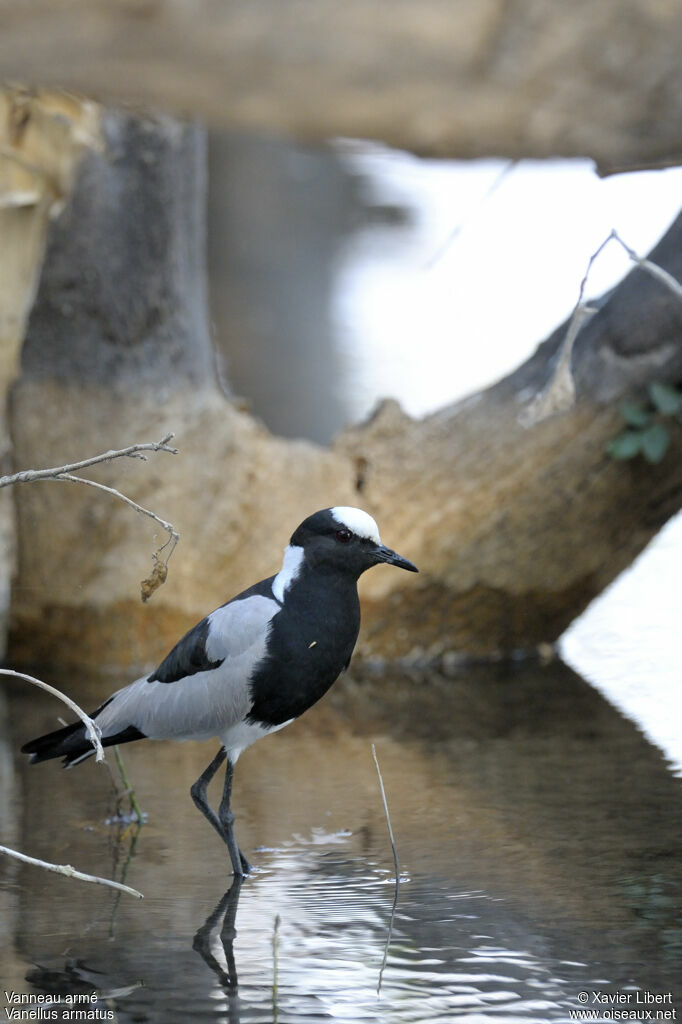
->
2, 659, 681, 1022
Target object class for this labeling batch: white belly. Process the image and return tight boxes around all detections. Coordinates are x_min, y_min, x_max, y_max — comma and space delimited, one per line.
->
220, 717, 294, 763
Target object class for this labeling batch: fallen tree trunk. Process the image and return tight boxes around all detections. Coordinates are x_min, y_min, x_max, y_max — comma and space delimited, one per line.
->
6, 107, 682, 670
1, 1, 682, 173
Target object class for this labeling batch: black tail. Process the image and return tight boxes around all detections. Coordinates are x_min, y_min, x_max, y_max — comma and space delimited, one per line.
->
21, 719, 97, 766
22, 714, 146, 768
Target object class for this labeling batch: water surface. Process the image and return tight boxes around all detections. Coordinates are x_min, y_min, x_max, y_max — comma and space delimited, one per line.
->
2, 660, 680, 1022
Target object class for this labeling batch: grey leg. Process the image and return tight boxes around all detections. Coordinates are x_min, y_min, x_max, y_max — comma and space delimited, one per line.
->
190, 746, 228, 846
190, 747, 251, 875
219, 757, 251, 876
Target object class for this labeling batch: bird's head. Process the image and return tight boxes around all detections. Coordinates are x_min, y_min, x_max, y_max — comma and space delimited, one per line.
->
289, 506, 418, 580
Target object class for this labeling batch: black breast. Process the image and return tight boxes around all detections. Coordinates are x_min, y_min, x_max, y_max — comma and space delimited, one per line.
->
247, 576, 361, 727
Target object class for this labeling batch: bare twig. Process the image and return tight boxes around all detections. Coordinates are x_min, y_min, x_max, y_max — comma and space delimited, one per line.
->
0, 433, 180, 600
519, 235, 610, 427
0, 668, 103, 761
611, 229, 682, 301
371, 743, 400, 996
50, 472, 180, 596
0, 433, 178, 488
1, 671, 145, 896
424, 160, 516, 270
520, 230, 682, 428
0, 845, 143, 899
112, 744, 145, 823
272, 913, 281, 1023
372, 744, 399, 875
108, 821, 144, 937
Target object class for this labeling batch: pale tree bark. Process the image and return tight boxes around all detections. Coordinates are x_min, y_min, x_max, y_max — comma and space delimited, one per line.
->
0, 90, 102, 653
0, 1, 681, 173
0, 90, 101, 402
4, 103, 682, 670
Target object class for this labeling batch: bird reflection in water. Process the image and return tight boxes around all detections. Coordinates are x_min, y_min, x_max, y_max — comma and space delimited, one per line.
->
193, 877, 243, 988
193, 878, 246, 1022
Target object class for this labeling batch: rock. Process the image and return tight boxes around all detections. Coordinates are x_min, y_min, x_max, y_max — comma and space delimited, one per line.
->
7, 105, 682, 670
7, 109, 358, 669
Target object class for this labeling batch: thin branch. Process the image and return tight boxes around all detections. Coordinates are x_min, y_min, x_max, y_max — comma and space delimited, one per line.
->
0, 433, 180, 600
1, 671, 144, 897
519, 234, 611, 427
272, 913, 281, 1023
611, 229, 682, 301
0, 668, 103, 761
0, 433, 178, 488
0, 845, 143, 899
371, 743, 400, 996
520, 230, 682, 428
112, 744, 145, 824
424, 160, 516, 270
51, 472, 180, 572
108, 822, 144, 937
372, 744, 399, 874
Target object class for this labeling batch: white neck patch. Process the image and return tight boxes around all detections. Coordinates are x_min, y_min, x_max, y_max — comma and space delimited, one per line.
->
330, 506, 381, 545
272, 544, 304, 603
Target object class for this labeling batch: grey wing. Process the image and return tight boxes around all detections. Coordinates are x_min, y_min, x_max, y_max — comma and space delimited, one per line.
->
148, 615, 221, 683
96, 594, 281, 742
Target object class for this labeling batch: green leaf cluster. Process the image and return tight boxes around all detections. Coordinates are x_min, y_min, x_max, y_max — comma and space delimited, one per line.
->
607, 382, 681, 465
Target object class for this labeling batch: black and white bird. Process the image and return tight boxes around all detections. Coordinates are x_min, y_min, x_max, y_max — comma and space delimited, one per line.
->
22, 506, 418, 876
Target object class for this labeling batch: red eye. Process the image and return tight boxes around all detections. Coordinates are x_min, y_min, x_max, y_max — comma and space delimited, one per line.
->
335, 528, 352, 543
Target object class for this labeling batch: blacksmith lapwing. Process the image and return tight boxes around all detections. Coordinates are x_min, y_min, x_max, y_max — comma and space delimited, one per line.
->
22, 507, 418, 876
